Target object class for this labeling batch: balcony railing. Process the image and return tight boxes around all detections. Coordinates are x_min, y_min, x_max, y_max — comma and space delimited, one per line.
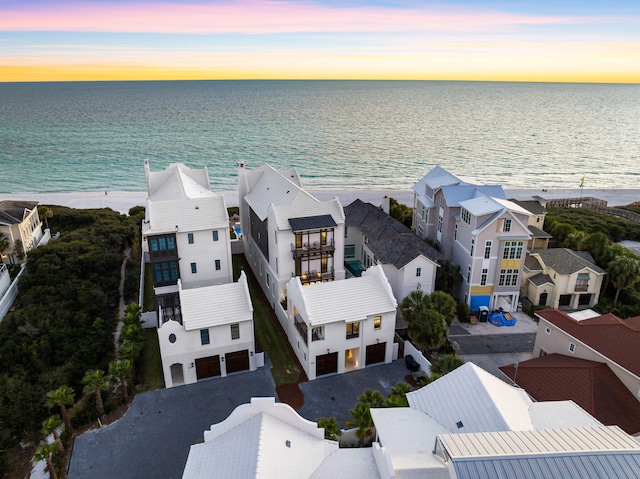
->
291, 239, 335, 257
298, 269, 335, 284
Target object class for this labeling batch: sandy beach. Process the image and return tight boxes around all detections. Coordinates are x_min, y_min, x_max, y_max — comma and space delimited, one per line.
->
0, 188, 639, 215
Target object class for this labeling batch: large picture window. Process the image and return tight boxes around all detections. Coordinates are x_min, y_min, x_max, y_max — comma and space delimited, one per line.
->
346, 322, 360, 339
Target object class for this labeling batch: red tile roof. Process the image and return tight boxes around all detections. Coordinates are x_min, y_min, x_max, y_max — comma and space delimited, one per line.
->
500, 354, 640, 435
535, 308, 640, 376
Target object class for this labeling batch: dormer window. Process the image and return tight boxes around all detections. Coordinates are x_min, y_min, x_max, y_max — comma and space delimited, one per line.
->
426, 185, 434, 199
461, 208, 471, 225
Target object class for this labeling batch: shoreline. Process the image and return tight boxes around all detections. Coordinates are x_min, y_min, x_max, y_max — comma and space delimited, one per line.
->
0, 188, 639, 215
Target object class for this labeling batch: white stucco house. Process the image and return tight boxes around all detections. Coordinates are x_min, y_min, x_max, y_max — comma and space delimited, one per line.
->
238, 162, 345, 308
157, 272, 258, 388
522, 248, 606, 310
284, 265, 397, 380
0, 200, 49, 264
343, 199, 443, 303
142, 160, 233, 320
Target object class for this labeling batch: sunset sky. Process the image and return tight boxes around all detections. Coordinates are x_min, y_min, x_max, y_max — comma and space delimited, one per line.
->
2, 0, 639, 83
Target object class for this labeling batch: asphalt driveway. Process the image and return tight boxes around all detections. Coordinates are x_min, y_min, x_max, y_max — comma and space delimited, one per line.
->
68, 358, 412, 479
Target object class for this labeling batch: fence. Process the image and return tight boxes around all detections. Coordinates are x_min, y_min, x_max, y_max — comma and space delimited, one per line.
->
547, 197, 640, 224
403, 340, 432, 374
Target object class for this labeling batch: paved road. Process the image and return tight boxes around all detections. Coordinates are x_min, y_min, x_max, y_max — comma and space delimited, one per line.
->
449, 333, 536, 355
68, 358, 412, 479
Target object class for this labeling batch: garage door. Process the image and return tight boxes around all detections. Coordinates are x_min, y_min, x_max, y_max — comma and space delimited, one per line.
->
365, 342, 386, 365
316, 352, 338, 377
195, 355, 221, 380
225, 350, 250, 374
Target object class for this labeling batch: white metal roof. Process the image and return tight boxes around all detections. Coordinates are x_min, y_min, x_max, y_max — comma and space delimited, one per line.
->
309, 449, 381, 479
370, 407, 450, 478
288, 265, 397, 326
146, 195, 228, 234
182, 398, 338, 479
529, 401, 603, 429
147, 162, 211, 200
459, 195, 503, 216
439, 426, 640, 458
567, 309, 602, 321
180, 272, 253, 331
406, 362, 534, 433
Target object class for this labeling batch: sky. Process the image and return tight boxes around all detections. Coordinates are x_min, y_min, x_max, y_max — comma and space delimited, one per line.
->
1, 0, 639, 83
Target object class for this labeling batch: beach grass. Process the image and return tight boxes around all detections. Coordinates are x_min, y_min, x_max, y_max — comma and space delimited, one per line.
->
233, 254, 300, 386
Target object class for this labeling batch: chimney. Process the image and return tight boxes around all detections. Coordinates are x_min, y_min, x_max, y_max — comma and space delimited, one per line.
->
381, 195, 391, 214
144, 159, 152, 194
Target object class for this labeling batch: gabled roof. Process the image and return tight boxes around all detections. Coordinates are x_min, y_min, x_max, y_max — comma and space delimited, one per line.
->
287, 264, 397, 326
406, 362, 534, 433
146, 162, 211, 200
442, 184, 507, 208
528, 273, 555, 287
0, 200, 38, 226
146, 195, 229, 234
500, 354, 640, 435
529, 248, 606, 275
310, 449, 380, 479
511, 199, 547, 216
183, 398, 337, 479
180, 272, 253, 331
535, 309, 640, 377
344, 200, 443, 268
242, 164, 345, 229
527, 225, 552, 238
524, 254, 543, 271
413, 166, 462, 195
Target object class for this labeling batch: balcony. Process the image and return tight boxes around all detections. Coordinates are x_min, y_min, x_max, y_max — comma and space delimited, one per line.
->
291, 239, 335, 258
299, 269, 334, 285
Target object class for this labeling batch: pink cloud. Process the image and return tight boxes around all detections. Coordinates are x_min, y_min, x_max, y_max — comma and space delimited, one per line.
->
0, 0, 599, 34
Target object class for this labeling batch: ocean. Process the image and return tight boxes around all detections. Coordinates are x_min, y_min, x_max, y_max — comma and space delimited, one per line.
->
1, 80, 638, 194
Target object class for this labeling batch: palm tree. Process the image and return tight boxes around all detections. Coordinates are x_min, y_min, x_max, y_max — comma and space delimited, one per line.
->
317, 417, 342, 441
123, 302, 142, 326
40, 206, 53, 230
82, 369, 108, 420
34, 441, 60, 479
408, 309, 448, 352
429, 291, 458, 325
385, 382, 411, 408
608, 255, 640, 307
435, 260, 461, 293
0, 232, 9, 256
430, 354, 464, 375
45, 385, 75, 433
400, 290, 428, 324
357, 389, 386, 408
346, 403, 374, 447
118, 341, 143, 381
120, 323, 143, 344
41, 415, 65, 457
109, 359, 132, 403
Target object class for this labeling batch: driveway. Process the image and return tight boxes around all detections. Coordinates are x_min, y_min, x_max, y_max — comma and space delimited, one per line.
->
68, 358, 413, 479
448, 312, 538, 379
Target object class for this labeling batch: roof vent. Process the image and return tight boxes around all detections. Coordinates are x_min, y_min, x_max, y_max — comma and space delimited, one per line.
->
285, 440, 291, 448
456, 421, 464, 429
195, 206, 199, 210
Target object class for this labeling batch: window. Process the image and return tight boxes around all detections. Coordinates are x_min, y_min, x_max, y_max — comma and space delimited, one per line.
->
568, 342, 576, 353
188, 233, 194, 244
417, 224, 424, 236
545, 327, 551, 335
576, 273, 590, 292
470, 239, 475, 256
168, 333, 177, 344
295, 232, 303, 248
461, 208, 471, 224
153, 261, 179, 282
374, 316, 382, 330
467, 265, 471, 284
440, 196, 445, 207
346, 322, 360, 339
426, 185, 434, 199
484, 241, 492, 259
345, 244, 356, 258
454, 224, 458, 241
212, 230, 219, 241
480, 268, 488, 286
149, 236, 176, 252
191, 262, 197, 274
312, 326, 324, 341
437, 216, 443, 232
416, 267, 422, 277
498, 269, 519, 286
502, 241, 524, 260
200, 329, 210, 345
503, 219, 512, 232
215, 259, 221, 271
321, 254, 328, 273
320, 230, 327, 245
231, 323, 240, 340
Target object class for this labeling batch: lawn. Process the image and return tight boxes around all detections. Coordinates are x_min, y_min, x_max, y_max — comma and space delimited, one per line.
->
137, 328, 164, 392
233, 255, 301, 386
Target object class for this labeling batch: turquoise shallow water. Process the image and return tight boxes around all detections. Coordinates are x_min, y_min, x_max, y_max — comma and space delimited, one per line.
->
1, 80, 638, 194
